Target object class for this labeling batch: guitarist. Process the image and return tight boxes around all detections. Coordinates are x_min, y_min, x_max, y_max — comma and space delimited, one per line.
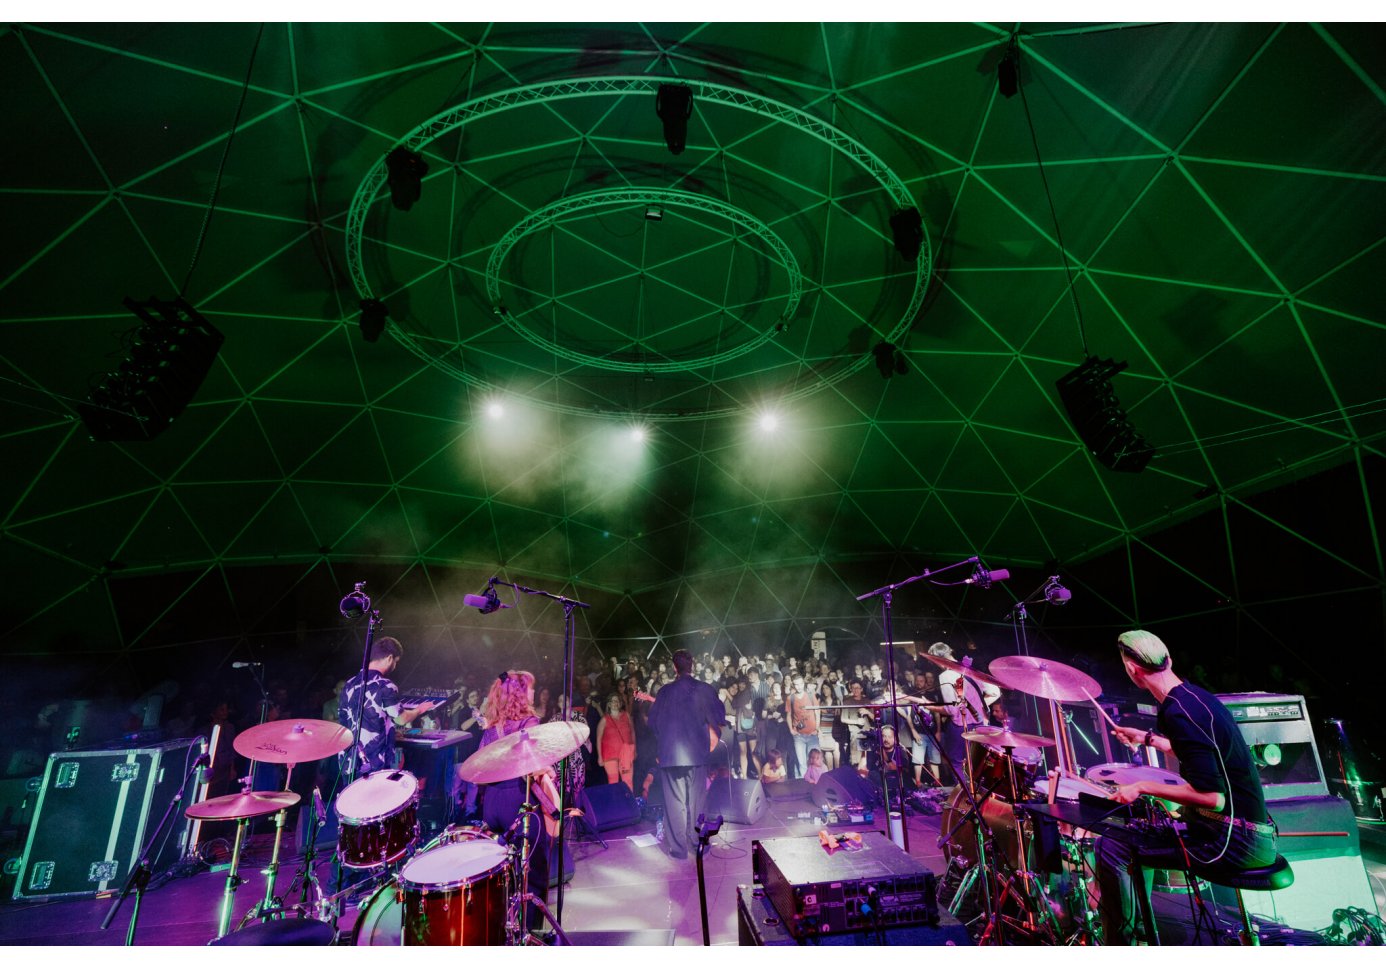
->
647, 649, 726, 860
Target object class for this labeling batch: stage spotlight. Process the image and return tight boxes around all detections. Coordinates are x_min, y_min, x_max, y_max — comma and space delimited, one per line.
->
485, 401, 505, 419
997, 42, 1020, 99
630, 426, 647, 442
656, 83, 693, 155
358, 298, 388, 343
386, 146, 429, 211
758, 412, 780, 433
644, 205, 664, 221
889, 207, 924, 262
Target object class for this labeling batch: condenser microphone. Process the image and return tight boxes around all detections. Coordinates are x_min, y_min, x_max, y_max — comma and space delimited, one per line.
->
339, 581, 371, 619
964, 566, 1011, 588
1044, 577, 1072, 605
464, 580, 511, 615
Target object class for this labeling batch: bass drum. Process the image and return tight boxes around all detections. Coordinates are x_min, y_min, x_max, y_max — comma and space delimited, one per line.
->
352, 881, 403, 946
938, 787, 1025, 871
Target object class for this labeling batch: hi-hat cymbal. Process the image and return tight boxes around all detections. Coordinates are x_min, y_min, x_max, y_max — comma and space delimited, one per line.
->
988, 655, 1102, 703
186, 790, 301, 821
961, 727, 1056, 750
457, 720, 590, 785
234, 718, 353, 764
919, 653, 1006, 688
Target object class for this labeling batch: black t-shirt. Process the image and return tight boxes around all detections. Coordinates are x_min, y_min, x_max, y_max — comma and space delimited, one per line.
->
1158, 682, 1269, 824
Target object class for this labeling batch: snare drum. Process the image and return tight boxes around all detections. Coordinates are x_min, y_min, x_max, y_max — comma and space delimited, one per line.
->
1031, 774, 1093, 802
336, 769, 420, 868
398, 839, 510, 945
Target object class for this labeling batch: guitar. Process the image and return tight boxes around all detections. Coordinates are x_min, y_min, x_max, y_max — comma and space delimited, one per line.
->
634, 691, 720, 753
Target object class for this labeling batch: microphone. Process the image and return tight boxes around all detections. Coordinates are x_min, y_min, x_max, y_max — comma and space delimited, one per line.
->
340, 581, 371, 619
964, 565, 1010, 588
464, 579, 512, 615
1044, 577, 1072, 605
231, 661, 262, 669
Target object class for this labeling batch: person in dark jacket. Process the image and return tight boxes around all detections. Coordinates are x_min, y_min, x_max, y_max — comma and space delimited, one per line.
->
646, 649, 725, 860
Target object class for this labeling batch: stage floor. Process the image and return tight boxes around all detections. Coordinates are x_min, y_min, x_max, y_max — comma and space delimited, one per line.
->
3, 787, 1384, 946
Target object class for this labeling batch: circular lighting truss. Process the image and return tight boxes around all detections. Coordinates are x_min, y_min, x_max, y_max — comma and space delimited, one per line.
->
345, 76, 931, 421
485, 188, 802, 373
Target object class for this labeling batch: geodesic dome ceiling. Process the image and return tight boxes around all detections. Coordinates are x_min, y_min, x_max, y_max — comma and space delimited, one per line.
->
2, 22, 1384, 665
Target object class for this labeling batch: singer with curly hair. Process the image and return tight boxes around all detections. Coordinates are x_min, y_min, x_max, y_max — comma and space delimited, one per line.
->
477, 669, 554, 930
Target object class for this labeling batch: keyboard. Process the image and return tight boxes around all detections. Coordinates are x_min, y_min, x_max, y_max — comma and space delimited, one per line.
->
396, 729, 472, 750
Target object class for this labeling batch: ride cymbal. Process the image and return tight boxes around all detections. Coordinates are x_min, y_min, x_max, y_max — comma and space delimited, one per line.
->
457, 720, 590, 784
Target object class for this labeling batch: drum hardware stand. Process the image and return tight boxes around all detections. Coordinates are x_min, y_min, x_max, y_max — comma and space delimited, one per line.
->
280, 785, 329, 916
99, 747, 207, 944
215, 817, 251, 939
235, 803, 294, 929
979, 750, 1061, 945
490, 577, 590, 925
505, 781, 569, 946
938, 770, 1006, 926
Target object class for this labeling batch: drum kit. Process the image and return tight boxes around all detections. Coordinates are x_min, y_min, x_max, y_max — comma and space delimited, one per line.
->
185, 717, 589, 946
921, 650, 1182, 946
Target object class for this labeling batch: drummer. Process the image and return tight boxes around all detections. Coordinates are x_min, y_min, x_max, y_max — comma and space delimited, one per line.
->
337, 636, 439, 783
476, 670, 556, 931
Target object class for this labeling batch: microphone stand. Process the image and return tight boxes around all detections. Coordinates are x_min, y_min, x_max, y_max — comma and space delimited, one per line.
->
856, 556, 977, 854
1005, 579, 1058, 772
101, 749, 207, 944
493, 577, 590, 926
332, 583, 381, 928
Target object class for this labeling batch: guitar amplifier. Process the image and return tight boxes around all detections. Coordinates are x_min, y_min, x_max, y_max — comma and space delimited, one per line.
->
751, 831, 942, 937
1216, 693, 1328, 800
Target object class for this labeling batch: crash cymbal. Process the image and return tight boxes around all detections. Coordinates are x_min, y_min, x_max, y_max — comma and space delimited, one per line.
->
919, 652, 1006, 687
988, 655, 1102, 703
234, 718, 353, 764
961, 727, 1056, 750
457, 720, 590, 785
186, 789, 301, 821
1085, 762, 1184, 789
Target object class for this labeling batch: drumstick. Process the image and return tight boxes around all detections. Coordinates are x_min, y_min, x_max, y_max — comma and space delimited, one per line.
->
1082, 688, 1120, 731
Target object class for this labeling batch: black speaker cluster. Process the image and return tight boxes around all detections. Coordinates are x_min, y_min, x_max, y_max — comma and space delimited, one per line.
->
78, 297, 224, 441
1056, 356, 1156, 473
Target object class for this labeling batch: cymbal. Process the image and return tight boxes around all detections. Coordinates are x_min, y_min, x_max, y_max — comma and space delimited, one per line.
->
234, 718, 353, 764
919, 653, 1005, 688
988, 655, 1102, 703
457, 720, 590, 785
186, 789, 301, 821
961, 727, 1056, 750
1085, 762, 1184, 788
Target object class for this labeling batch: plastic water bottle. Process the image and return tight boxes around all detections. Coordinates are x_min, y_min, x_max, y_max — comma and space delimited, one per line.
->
655, 816, 664, 842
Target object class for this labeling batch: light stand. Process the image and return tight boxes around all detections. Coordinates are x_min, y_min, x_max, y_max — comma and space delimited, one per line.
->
491, 577, 589, 926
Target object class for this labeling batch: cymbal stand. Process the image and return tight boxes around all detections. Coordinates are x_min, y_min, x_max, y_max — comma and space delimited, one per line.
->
332, 580, 381, 934
504, 776, 568, 946
215, 818, 251, 939
979, 750, 1061, 945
